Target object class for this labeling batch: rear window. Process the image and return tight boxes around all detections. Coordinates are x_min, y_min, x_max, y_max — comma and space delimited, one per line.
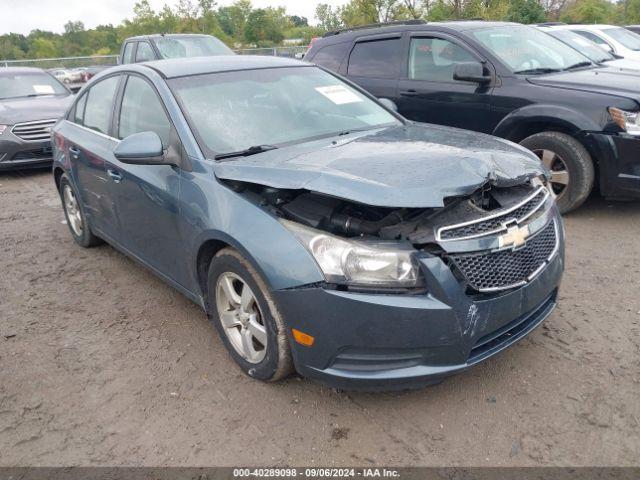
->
311, 43, 350, 72
347, 38, 402, 78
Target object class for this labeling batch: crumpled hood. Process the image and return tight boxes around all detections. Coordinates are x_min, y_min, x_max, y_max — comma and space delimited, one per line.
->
527, 68, 640, 102
213, 123, 544, 208
0, 95, 73, 125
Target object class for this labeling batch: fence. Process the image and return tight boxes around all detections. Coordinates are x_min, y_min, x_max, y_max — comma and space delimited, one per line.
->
1, 46, 308, 69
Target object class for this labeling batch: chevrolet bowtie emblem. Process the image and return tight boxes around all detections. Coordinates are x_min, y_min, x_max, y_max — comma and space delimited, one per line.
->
499, 224, 530, 249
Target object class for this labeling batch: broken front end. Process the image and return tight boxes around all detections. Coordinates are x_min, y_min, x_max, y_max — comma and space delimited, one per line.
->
229, 177, 564, 390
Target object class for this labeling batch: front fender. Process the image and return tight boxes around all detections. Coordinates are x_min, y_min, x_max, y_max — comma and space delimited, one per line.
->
493, 104, 602, 141
179, 164, 325, 294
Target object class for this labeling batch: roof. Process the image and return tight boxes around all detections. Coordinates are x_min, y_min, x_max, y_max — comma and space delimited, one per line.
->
0, 66, 45, 76
142, 55, 306, 79
315, 21, 519, 44
124, 33, 213, 41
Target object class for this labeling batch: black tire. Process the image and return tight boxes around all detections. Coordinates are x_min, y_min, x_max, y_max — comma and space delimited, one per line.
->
207, 247, 293, 382
520, 131, 594, 214
59, 174, 102, 248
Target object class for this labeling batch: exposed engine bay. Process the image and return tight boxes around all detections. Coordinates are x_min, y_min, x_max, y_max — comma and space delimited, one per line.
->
224, 178, 547, 247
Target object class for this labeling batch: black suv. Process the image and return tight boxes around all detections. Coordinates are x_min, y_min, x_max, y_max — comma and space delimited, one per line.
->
305, 21, 640, 212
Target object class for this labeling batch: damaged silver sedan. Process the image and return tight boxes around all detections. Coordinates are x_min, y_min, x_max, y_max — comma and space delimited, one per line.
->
52, 56, 564, 390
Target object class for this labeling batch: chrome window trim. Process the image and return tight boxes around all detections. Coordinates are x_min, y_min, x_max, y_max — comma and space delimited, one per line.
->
63, 119, 120, 142
436, 187, 550, 242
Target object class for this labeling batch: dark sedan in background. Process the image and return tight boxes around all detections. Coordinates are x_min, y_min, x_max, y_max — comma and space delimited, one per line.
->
0, 67, 73, 170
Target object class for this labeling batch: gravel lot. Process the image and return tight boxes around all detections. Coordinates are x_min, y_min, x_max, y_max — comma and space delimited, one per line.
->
1, 169, 639, 467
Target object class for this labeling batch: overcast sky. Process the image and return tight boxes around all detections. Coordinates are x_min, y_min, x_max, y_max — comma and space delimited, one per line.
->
0, 0, 349, 35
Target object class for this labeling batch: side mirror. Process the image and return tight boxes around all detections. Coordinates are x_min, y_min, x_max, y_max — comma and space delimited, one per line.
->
378, 97, 398, 112
114, 131, 165, 165
453, 62, 491, 84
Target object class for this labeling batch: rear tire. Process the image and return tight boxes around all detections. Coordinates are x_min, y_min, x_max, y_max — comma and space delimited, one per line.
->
520, 131, 594, 213
59, 174, 102, 248
207, 248, 293, 382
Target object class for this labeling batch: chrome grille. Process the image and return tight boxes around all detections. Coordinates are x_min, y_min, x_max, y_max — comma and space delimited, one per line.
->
438, 188, 549, 241
449, 220, 558, 292
11, 119, 57, 142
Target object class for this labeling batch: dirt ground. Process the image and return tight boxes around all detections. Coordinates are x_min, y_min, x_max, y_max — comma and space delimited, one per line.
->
0, 169, 638, 467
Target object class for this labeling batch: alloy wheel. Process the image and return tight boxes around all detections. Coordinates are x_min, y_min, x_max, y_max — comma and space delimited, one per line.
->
534, 149, 570, 201
215, 272, 267, 364
63, 184, 83, 236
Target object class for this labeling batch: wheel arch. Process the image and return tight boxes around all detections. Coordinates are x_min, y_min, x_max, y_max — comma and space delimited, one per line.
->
53, 166, 66, 192
493, 104, 601, 144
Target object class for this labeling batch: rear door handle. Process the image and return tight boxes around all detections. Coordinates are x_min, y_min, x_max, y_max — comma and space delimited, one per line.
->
68, 146, 80, 158
107, 169, 122, 183
400, 90, 419, 97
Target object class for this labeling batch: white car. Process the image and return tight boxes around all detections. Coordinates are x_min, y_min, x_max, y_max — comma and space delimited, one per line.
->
537, 26, 640, 71
541, 24, 640, 61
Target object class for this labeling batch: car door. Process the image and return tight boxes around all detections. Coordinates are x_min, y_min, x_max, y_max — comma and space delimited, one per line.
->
104, 73, 186, 285
396, 33, 495, 133
64, 75, 122, 239
343, 35, 403, 100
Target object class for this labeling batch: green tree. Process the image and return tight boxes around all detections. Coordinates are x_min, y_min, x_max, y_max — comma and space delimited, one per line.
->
505, 0, 547, 22
561, 0, 615, 23
315, 3, 344, 31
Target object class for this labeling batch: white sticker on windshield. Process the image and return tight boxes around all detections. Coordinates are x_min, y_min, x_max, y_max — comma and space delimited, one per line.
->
315, 85, 363, 105
33, 84, 55, 94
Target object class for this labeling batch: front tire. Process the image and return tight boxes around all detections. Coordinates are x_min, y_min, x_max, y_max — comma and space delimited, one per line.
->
207, 248, 293, 382
520, 131, 594, 213
59, 174, 102, 248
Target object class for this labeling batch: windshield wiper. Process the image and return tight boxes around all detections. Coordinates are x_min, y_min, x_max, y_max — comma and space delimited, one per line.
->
563, 61, 593, 70
514, 67, 562, 75
214, 144, 278, 160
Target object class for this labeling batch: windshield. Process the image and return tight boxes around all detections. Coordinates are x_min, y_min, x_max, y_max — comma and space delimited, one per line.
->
0, 71, 68, 100
603, 27, 640, 51
153, 36, 233, 59
472, 25, 591, 73
170, 66, 400, 156
546, 29, 614, 63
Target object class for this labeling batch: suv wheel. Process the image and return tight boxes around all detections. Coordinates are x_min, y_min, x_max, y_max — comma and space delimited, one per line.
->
59, 174, 102, 247
207, 248, 293, 382
520, 131, 594, 213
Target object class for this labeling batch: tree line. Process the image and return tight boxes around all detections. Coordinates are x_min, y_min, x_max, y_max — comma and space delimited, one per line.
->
1, 0, 640, 60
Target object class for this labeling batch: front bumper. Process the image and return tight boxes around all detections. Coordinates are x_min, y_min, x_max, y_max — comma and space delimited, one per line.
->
273, 222, 564, 391
0, 132, 53, 171
587, 132, 640, 199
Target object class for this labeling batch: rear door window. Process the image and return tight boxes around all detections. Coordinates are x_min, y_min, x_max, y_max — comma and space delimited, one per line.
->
122, 42, 135, 64
73, 92, 88, 124
83, 76, 120, 135
347, 38, 402, 78
135, 42, 155, 62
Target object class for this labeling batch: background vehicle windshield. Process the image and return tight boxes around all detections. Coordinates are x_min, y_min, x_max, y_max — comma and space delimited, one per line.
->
472, 25, 591, 73
0, 72, 67, 100
154, 36, 233, 59
603, 27, 640, 51
170, 66, 400, 155
546, 30, 613, 63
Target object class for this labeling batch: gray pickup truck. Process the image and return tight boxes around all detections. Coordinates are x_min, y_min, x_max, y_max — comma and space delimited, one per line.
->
119, 34, 234, 64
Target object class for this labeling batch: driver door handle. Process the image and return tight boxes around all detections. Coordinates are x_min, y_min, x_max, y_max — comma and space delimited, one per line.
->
107, 169, 122, 183
400, 89, 419, 97
68, 146, 80, 158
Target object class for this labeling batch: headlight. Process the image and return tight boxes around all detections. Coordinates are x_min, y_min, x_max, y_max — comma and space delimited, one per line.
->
608, 107, 640, 135
0, 125, 7, 135
282, 219, 424, 288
